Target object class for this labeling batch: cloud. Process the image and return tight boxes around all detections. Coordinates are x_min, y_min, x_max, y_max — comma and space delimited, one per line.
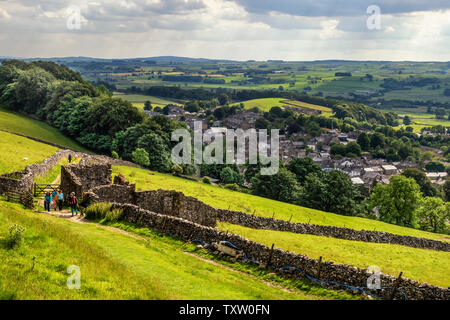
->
0, 0, 448, 61
229, 0, 450, 17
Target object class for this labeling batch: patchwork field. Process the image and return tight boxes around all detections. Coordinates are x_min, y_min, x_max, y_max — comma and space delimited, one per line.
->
0, 107, 89, 152
112, 166, 448, 242
218, 222, 450, 288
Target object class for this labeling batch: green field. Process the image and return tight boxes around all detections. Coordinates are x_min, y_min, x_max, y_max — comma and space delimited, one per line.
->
234, 98, 287, 112
112, 166, 448, 242
381, 108, 450, 132
113, 93, 182, 109
0, 107, 89, 152
218, 222, 450, 288
234, 98, 332, 116
0, 131, 58, 175
0, 201, 337, 300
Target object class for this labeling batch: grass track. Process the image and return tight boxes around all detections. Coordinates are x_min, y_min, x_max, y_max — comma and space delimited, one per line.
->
0, 201, 333, 300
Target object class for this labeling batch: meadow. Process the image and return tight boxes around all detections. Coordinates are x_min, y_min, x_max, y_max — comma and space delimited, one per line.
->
0, 131, 57, 175
113, 93, 182, 109
0, 201, 338, 300
112, 166, 449, 242
0, 107, 89, 152
218, 222, 450, 288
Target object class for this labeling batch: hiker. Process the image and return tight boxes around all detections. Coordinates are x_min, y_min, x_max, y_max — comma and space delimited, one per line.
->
69, 192, 79, 216
57, 190, 64, 211
44, 191, 51, 212
68, 154, 72, 163
51, 190, 58, 211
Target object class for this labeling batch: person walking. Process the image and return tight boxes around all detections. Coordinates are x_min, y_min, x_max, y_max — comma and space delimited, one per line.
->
57, 190, 64, 211
69, 192, 79, 216
68, 154, 72, 163
44, 191, 51, 212
51, 190, 58, 211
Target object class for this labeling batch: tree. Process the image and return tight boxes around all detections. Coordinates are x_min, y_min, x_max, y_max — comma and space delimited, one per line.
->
144, 100, 152, 111
137, 133, 171, 172
250, 168, 302, 204
255, 117, 270, 129
301, 170, 360, 216
218, 93, 230, 106
330, 143, 347, 157
369, 176, 421, 227
370, 132, 385, 149
357, 132, 370, 151
416, 197, 449, 234
220, 167, 244, 185
402, 168, 439, 197
346, 142, 361, 157
425, 161, 445, 172
14, 67, 56, 113
444, 180, 450, 202
132, 148, 150, 167
403, 115, 412, 125
287, 157, 323, 184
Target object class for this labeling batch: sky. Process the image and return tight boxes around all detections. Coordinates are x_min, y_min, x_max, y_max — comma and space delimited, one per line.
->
0, 0, 450, 61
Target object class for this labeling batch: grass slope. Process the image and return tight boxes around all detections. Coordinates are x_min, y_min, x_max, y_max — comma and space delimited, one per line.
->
219, 222, 450, 288
0, 107, 89, 152
0, 201, 332, 300
113, 166, 449, 242
0, 131, 58, 175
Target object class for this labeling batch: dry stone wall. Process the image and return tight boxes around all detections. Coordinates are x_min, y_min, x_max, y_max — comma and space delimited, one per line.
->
61, 163, 111, 200
110, 203, 450, 301
217, 210, 450, 252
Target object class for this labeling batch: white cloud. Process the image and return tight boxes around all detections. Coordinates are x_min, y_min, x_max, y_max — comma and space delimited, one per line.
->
0, 0, 448, 61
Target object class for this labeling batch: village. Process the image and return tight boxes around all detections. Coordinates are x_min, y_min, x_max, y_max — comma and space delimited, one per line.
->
144, 104, 448, 188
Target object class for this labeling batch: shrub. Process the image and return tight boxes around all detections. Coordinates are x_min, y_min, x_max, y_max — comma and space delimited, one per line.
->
5, 224, 25, 249
225, 183, 239, 191
202, 176, 211, 184
171, 164, 183, 176
111, 150, 119, 159
132, 148, 150, 167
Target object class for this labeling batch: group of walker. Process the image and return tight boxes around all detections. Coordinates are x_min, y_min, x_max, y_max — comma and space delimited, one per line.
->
43, 190, 79, 216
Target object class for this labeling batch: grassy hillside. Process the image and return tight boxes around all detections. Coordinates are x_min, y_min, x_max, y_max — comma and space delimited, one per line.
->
113, 93, 182, 110
218, 222, 450, 288
113, 166, 449, 242
235, 98, 287, 112
0, 201, 339, 300
0, 131, 58, 175
0, 107, 89, 152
